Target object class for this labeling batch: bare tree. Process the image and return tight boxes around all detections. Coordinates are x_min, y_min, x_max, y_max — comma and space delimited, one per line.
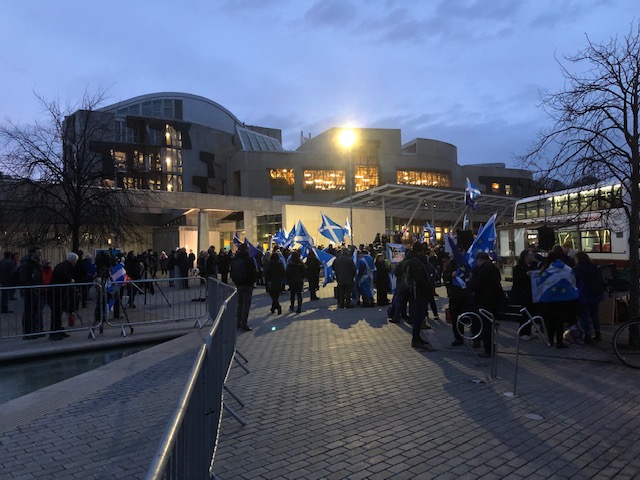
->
521, 23, 640, 316
0, 90, 150, 252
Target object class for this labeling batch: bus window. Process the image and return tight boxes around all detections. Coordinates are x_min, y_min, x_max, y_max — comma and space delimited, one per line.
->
515, 203, 526, 221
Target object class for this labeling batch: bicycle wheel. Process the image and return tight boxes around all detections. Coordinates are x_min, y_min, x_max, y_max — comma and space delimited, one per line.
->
612, 321, 640, 369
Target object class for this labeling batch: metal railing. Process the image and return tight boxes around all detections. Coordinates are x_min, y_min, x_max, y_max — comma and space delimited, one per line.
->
0, 277, 209, 340
145, 279, 238, 480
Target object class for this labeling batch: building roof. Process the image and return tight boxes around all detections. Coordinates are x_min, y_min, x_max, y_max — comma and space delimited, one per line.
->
333, 183, 517, 220
236, 125, 284, 152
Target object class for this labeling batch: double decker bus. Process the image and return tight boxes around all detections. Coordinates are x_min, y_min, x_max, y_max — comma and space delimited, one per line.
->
498, 182, 630, 271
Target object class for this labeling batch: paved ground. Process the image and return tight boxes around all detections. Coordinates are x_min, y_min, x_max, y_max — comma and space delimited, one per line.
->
1, 285, 639, 479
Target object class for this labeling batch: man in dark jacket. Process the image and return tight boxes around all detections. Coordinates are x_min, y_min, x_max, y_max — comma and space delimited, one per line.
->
232, 244, 257, 331
443, 254, 473, 346
405, 242, 436, 351
332, 248, 356, 308
18, 246, 44, 338
469, 251, 505, 357
305, 250, 322, 301
0, 251, 16, 313
49, 252, 79, 340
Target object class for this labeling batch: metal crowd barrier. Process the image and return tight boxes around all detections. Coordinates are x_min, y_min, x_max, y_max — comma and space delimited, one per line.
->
145, 278, 238, 480
0, 277, 209, 340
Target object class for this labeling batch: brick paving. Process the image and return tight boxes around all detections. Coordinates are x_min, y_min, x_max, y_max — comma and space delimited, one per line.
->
0, 285, 639, 479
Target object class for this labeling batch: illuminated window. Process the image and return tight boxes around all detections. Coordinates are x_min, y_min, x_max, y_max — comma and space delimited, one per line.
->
492, 183, 500, 193
354, 165, 378, 192
505, 184, 512, 196
165, 125, 182, 148
163, 148, 182, 173
303, 169, 346, 191
396, 170, 451, 187
269, 169, 295, 196
111, 150, 127, 171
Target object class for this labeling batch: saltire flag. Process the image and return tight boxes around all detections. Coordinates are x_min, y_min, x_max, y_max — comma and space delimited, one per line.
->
445, 234, 470, 289
345, 218, 352, 239
233, 232, 243, 248
293, 220, 314, 248
531, 263, 578, 303
273, 229, 287, 247
244, 238, 260, 258
314, 247, 336, 287
423, 221, 436, 244
466, 213, 497, 267
477, 223, 484, 236
352, 247, 359, 266
463, 213, 469, 230
318, 213, 346, 244
465, 178, 481, 209
283, 225, 296, 248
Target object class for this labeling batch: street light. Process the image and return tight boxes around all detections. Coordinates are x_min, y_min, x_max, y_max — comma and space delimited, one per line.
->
338, 128, 357, 247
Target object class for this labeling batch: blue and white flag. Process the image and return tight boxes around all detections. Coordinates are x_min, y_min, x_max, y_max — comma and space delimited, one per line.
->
244, 238, 260, 258
423, 222, 436, 244
283, 225, 296, 249
314, 247, 336, 287
272, 229, 287, 247
466, 213, 497, 267
462, 214, 469, 230
318, 213, 346, 244
293, 220, 314, 248
446, 234, 470, 289
532, 261, 579, 303
465, 178, 481, 209
344, 218, 352, 239
233, 232, 243, 248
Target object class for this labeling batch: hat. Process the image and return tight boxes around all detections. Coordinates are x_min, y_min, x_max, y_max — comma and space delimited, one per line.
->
475, 251, 490, 262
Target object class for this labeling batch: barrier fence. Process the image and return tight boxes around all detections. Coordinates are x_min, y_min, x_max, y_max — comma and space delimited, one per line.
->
0, 277, 209, 340
145, 279, 238, 480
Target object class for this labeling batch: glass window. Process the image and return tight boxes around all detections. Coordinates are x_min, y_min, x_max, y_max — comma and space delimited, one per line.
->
396, 170, 451, 187
141, 101, 152, 116
303, 169, 345, 191
256, 214, 283, 249
552, 194, 568, 215
581, 229, 611, 253
569, 192, 579, 214
525, 201, 539, 219
165, 125, 182, 148
505, 184, 512, 196
515, 203, 526, 221
354, 165, 378, 192
163, 99, 174, 118
269, 169, 295, 196
492, 183, 500, 193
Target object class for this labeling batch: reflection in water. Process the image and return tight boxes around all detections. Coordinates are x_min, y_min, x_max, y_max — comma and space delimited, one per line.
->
0, 344, 152, 404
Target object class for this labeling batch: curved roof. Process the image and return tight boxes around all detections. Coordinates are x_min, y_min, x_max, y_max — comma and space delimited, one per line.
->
101, 92, 241, 135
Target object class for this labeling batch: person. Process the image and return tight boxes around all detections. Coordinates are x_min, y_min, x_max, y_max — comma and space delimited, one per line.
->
254, 247, 265, 286
167, 250, 176, 286
48, 252, 79, 340
264, 251, 285, 314
124, 251, 142, 307
419, 251, 440, 323
305, 249, 322, 301
188, 249, 196, 274
286, 251, 306, 313
207, 246, 219, 279
405, 242, 437, 350
17, 246, 44, 339
469, 251, 505, 357
388, 253, 411, 323
218, 249, 231, 284
159, 251, 168, 276
443, 252, 472, 347
560, 241, 575, 267
0, 251, 16, 313
510, 249, 540, 340
231, 244, 257, 331
535, 248, 579, 349
374, 252, 391, 306
573, 251, 605, 344
333, 248, 356, 309
176, 248, 189, 288
356, 249, 376, 307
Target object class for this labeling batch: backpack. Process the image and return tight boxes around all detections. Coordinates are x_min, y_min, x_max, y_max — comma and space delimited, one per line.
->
230, 258, 247, 284
403, 261, 416, 295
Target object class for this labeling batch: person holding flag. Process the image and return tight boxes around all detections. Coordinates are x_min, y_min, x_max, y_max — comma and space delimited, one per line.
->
465, 178, 481, 209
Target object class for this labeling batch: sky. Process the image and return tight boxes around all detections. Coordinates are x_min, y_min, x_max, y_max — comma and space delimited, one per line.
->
0, 0, 636, 169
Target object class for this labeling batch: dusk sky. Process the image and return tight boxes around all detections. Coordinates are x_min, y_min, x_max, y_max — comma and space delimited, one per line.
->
1, 1, 636, 169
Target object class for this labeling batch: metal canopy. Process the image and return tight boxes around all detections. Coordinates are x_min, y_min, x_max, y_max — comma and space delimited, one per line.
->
332, 184, 518, 218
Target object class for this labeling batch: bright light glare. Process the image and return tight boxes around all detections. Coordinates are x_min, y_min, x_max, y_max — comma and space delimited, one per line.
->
338, 129, 356, 148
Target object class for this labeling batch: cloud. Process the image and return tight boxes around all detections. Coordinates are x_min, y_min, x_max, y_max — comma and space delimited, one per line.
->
303, 0, 358, 28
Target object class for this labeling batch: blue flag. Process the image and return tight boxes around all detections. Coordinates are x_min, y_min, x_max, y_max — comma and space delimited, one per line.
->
465, 178, 481, 209
318, 213, 346, 244
423, 221, 436, 245
293, 220, 314, 248
244, 238, 260, 258
233, 232, 243, 248
273, 229, 287, 247
314, 247, 336, 287
283, 225, 295, 248
446, 234, 470, 289
466, 213, 497, 267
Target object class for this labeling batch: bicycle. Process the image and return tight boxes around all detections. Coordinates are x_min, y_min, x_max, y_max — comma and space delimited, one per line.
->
612, 318, 640, 368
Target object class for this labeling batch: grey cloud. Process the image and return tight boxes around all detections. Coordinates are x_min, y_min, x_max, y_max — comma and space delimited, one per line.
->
303, 0, 359, 28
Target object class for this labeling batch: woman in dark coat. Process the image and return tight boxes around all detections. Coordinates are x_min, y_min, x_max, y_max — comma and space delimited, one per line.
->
573, 251, 605, 343
264, 252, 286, 314
374, 253, 391, 306
285, 251, 307, 313
510, 249, 539, 339
305, 250, 322, 300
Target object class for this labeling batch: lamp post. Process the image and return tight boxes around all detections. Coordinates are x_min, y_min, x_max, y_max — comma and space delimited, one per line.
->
338, 128, 356, 247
